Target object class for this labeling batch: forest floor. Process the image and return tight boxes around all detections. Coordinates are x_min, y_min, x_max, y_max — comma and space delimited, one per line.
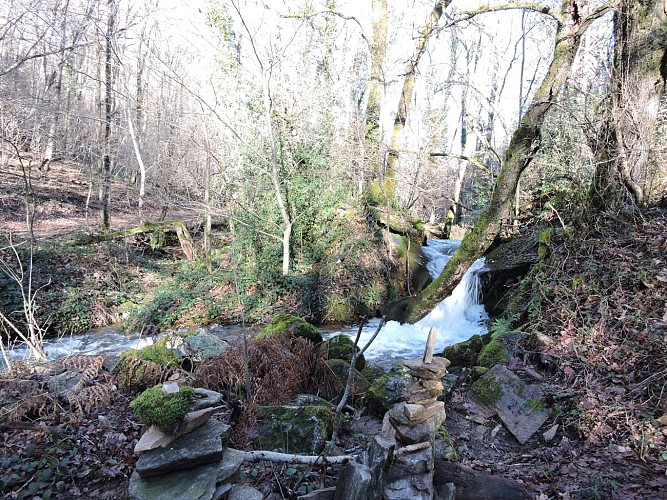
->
0, 159, 197, 237
0, 161, 666, 498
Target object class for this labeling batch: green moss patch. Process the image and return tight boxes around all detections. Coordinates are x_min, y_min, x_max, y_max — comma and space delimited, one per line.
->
130, 385, 196, 434
477, 340, 507, 368
471, 374, 503, 406
323, 335, 365, 371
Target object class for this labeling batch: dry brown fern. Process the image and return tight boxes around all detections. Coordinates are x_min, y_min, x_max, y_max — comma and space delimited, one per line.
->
194, 336, 323, 406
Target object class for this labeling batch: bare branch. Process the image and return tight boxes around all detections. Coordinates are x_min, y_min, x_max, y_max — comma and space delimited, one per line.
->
279, 9, 370, 47
236, 448, 355, 465
0, 42, 93, 78
428, 153, 492, 175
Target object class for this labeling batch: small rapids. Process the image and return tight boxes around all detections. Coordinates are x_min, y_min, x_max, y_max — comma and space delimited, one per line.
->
327, 239, 488, 366
3, 240, 487, 369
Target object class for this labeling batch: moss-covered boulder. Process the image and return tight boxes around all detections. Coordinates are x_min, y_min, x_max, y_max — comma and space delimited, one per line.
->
254, 395, 334, 454
477, 339, 507, 368
258, 314, 323, 343
130, 385, 196, 434
442, 334, 488, 367
321, 335, 365, 371
112, 344, 180, 390
367, 362, 416, 415
361, 360, 387, 382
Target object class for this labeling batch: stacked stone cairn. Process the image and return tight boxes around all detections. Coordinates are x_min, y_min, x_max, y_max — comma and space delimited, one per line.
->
129, 382, 259, 500
383, 329, 450, 500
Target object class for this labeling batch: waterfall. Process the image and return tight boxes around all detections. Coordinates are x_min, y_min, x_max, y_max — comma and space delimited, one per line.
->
332, 239, 489, 365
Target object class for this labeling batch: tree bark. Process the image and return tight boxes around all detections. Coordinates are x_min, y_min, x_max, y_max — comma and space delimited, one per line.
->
589, 0, 666, 210
391, 2, 610, 324
101, 0, 115, 231
384, 1, 452, 200
364, 0, 388, 176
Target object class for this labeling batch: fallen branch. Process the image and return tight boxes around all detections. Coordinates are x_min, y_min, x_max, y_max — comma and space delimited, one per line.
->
234, 448, 356, 465
73, 220, 196, 260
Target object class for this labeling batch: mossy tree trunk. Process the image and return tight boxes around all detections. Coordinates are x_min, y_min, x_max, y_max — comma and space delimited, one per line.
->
381, 1, 451, 203
393, 2, 612, 324
364, 0, 388, 175
589, 0, 667, 210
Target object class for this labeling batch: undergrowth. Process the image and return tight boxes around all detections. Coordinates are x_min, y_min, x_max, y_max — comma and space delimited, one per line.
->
194, 336, 339, 448
505, 208, 667, 462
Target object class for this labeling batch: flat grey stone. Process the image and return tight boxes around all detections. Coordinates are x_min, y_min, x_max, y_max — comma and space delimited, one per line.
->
217, 448, 245, 484
191, 388, 224, 411
434, 482, 456, 500
228, 485, 262, 500
135, 419, 229, 477
472, 365, 550, 444
129, 461, 219, 500
334, 462, 372, 500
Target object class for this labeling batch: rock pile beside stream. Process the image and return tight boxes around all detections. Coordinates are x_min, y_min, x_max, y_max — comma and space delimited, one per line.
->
128, 384, 259, 500
383, 357, 450, 499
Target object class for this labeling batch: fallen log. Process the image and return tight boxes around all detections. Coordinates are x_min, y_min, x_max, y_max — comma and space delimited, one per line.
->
73, 220, 196, 260
434, 460, 530, 500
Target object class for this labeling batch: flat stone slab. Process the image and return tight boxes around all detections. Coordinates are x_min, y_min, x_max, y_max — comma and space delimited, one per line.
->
403, 358, 450, 380
472, 365, 550, 444
135, 407, 215, 454
217, 448, 245, 484
228, 485, 263, 500
136, 419, 230, 477
130, 461, 219, 500
191, 388, 224, 411
389, 401, 445, 427
405, 379, 444, 404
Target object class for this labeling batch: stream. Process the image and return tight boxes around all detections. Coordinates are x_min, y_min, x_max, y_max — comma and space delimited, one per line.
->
4, 239, 488, 368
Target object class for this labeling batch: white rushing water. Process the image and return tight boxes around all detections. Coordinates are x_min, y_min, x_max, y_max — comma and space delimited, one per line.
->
3, 239, 487, 368
329, 239, 488, 366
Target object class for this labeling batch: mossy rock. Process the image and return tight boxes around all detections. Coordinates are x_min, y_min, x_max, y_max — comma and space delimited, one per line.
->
367, 362, 416, 416
470, 373, 503, 406
255, 395, 334, 454
321, 335, 365, 371
258, 314, 323, 343
361, 361, 387, 382
136, 344, 180, 365
442, 334, 488, 367
112, 345, 179, 390
130, 385, 196, 434
477, 340, 507, 368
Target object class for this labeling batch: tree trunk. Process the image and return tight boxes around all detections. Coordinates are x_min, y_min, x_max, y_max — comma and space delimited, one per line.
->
384, 0, 452, 201
364, 0, 388, 174
126, 105, 146, 217
263, 75, 292, 276
391, 2, 606, 324
589, 0, 666, 210
101, 0, 114, 230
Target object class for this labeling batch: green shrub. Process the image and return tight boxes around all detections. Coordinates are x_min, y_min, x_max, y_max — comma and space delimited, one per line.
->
130, 385, 196, 433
